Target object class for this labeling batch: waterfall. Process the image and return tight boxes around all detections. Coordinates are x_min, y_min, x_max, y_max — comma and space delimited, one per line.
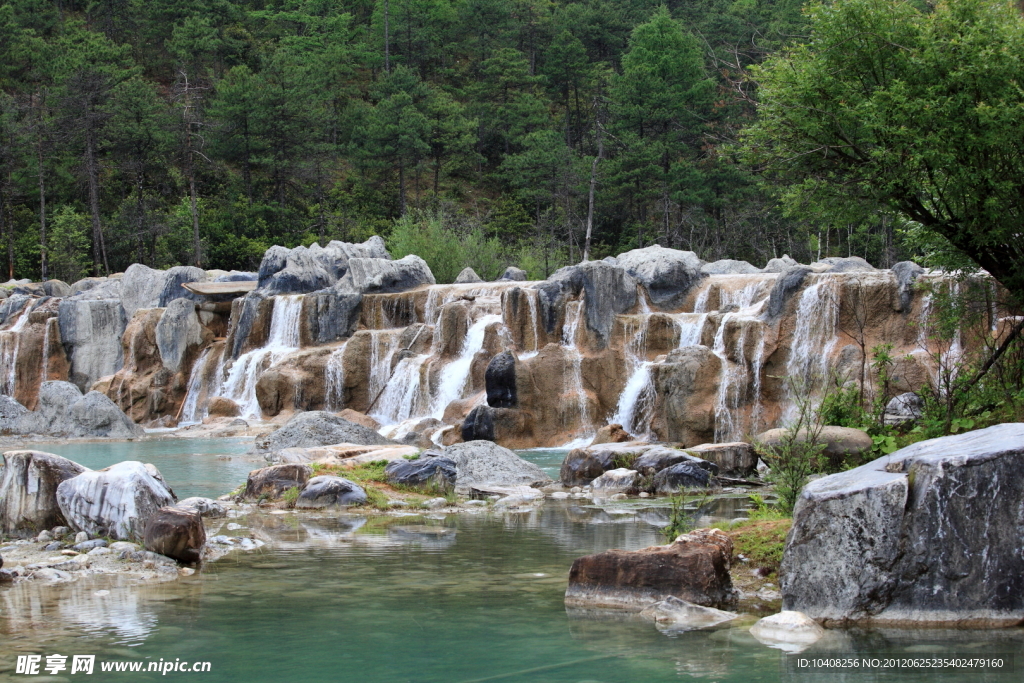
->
373, 353, 430, 425
561, 300, 592, 441
218, 295, 304, 419
0, 304, 31, 396
324, 344, 347, 412
40, 318, 50, 382
367, 331, 402, 408
179, 347, 214, 426
783, 277, 840, 420
674, 312, 709, 348
610, 313, 653, 437
430, 314, 501, 419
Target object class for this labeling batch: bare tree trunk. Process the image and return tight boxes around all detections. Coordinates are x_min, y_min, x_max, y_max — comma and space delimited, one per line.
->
85, 128, 109, 275
37, 133, 47, 281
583, 129, 602, 262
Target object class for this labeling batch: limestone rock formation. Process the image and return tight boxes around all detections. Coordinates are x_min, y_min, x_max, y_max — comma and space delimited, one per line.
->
0, 451, 87, 536
762, 255, 798, 273
242, 464, 312, 500
591, 423, 630, 445
56, 461, 177, 541
455, 267, 483, 283
565, 528, 737, 610
499, 266, 527, 281
764, 265, 812, 319
155, 298, 207, 373
175, 497, 227, 518
257, 411, 394, 451
651, 346, 721, 445
755, 426, 872, 470
121, 264, 207, 318
57, 299, 126, 390
652, 460, 717, 492
559, 442, 646, 486
443, 440, 551, 489
701, 259, 760, 275
782, 424, 1024, 626
336, 255, 435, 295
13, 381, 143, 438
144, 506, 206, 563
295, 476, 367, 508
616, 245, 704, 309
686, 442, 758, 478
590, 468, 640, 496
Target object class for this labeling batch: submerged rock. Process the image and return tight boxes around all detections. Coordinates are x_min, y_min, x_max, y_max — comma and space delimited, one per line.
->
56, 461, 177, 541
748, 611, 825, 652
565, 528, 737, 610
257, 411, 394, 451
782, 424, 1024, 626
0, 451, 87, 536
295, 476, 367, 508
443, 440, 551, 490
639, 596, 739, 630
175, 497, 228, 518
144, 507, 206, 563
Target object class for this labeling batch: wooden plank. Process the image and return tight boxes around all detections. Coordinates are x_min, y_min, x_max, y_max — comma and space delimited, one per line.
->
181, 281, 257, 296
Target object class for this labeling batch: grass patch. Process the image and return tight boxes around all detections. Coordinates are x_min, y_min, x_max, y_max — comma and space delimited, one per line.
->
364, 487, 392, 511
611, 452, 641, 470
716, 518, 793, 577
281, 486, 300, 508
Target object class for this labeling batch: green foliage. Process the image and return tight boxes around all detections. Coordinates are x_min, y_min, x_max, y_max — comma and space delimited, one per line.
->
720, 518, 792, 577
47, 206, 91, 283
741, 0, 1024, 301
388, 210, 508, 282
661, 490, 711, 542
281, 486, 300, 507
363, 486, 392, 511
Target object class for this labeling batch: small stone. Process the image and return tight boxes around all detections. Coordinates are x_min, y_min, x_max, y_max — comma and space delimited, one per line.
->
639, 491, 650, 498
88, 547, 113, 556
422, 497, 448, 509
570, 487, 582, 494
749, 611, 825, 653
109, 541, 140, 552
74, 539, 108, 551
179, 567, 196, 577
0, 568, 16, 581
387, 500, 408, 507
608, 493, 627, 501
51, 526, 69, 537
60, 549, 79, 556
549, 492, 570, 500
74, 531, 88, 543
43, 542, 62, 551
36, 530, 53, 543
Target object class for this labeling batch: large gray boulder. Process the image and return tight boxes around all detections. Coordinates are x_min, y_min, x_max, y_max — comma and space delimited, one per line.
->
763, 265, 813, 319
242, 464, 312, 500
257, 411, 394, 451
817, 256, 876, 273
499, 266, 528, 281
335, 255, 435, 295
258, 245, 333, 295
295, 476, 367, 508
0, 394, 29, 432
303, 291, 363, 344
57, 299, 127, 390
762, 255, 799, 273
537, 261, 637, 349
0, 451, 88, 536
615, 245, 704, 309
485, 352, 517, 408
443, 440, 551, 489
17, 381, 143, 438
0, 294, 31, 326
156, 298, 205, 374
701, 259, 760, 275
56, 461, 177, 541
121, 264, 207, 318
782, 424, 1024, 626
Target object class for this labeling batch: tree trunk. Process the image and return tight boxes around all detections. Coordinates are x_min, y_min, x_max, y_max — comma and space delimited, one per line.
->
84, 128, 109, 275
37, 126, 47, 281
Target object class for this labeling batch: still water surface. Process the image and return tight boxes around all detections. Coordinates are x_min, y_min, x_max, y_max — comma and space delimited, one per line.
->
0, 440, 1020, 683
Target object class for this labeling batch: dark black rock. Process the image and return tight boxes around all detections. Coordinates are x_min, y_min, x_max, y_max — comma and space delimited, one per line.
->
384, 457, 457, 489
304, 291, 363, 343
652, 461, 718, 492
632, 447, 699, 476
461, 405, 495, 442
485, 352, 517, 408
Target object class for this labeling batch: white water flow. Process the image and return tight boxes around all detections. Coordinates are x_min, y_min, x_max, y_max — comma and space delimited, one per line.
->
611, 313, 653, 437
0, 304, 31, 396
40, 318, 50, 383
373, 353, 431, 425
521, 289, 541, 358
179, 347, 214, 426
561, 300, 592, 441
430, 314, 501, 419
712, 281, 771, 442
218, 295, 304, 419
783, 277, 840, 421
324, 344, 347, 411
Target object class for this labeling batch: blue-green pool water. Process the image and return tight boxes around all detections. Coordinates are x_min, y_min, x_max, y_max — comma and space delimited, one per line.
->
1, 441, 1021, 683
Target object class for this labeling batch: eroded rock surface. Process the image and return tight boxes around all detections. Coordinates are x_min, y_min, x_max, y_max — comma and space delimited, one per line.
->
0, 451, 87, 536
144, 506, 206, 563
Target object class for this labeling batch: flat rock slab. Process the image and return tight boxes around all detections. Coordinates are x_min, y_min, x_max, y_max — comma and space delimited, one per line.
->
181, 281, 257, 296
782, 423, 1024, 626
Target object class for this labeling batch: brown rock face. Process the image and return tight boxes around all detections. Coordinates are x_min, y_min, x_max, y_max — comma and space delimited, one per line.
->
144, 506, 206, 564
208, 396, 241, 418
242, 464, 312, 500
337, 409, 380, 431
565, 528, 738, 611
591, 423, 631, 445
651, 346, 721, 445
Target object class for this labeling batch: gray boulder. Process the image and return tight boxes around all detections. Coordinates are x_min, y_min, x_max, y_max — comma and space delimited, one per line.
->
782, 424, 1024, 626
121, 263, 206, 318
817, 256, 876, 273
242, 464, 312, 500
21, 382, 144, 438
259, 245, 334, 295
443, 440, 551, 489
560, 442, 653, 486
632, 447, 699, 476
0, 394, 29, 432
652, 460, 718, 493
762, 255, 799, 273
892, 261, 925, 313
615, 245, 704, 309
0, 294, 31, 326
56, 461, 177, 541
257, 411, 394, 451
590, 468, 640, 496
499, 266, 528, 281
461, 405, 495, 442
385, 455, 457, 489
57, 299, 127, 391
884, 392, 924, 425
335, 255, 435, 295
156, 298, 205, 374
175, 497, 227, 518
159, 266, 208, 305
764, 265, 813, 319
144, 506, 205, 563
700, 259, 760, 275
686, 442, 758, 478
295, 476, 367, 508
69, 391, 144, 438
537, 261, 637, 349
455, 267, 484, 283
755, 426, 872, 470
0, 451, 88, 536
303, 290, 363, 344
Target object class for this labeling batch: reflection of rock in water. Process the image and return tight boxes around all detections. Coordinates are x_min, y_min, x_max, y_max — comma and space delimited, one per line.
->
388, 525, 458, 549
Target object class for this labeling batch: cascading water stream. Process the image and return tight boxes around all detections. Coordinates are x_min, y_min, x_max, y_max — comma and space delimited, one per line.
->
560, 300, 593, 443
711, 281, 771, 442
1, 304, 32, 396
610, 312, 653, 437
324, 344, 347, 412
782, 277, 840, 421
179, 347, 214, 426
218, 295, 305, 419
430, 314, 502, 419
